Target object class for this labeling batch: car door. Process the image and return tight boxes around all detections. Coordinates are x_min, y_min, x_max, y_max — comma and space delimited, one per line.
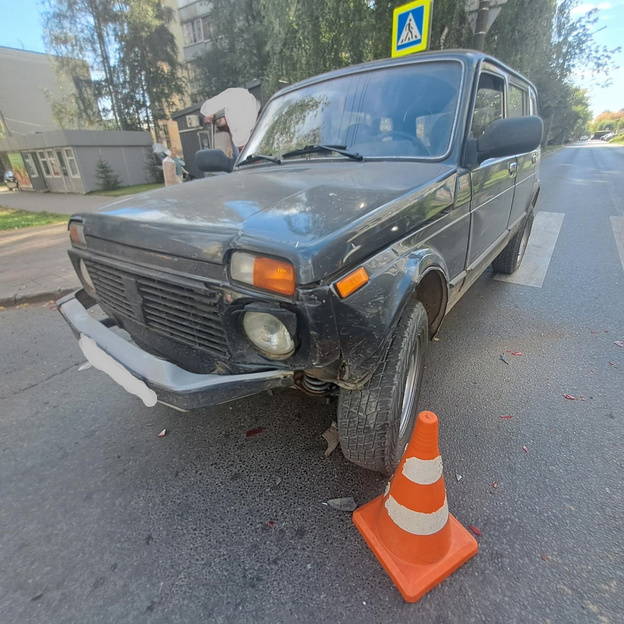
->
466, 70, 516, 267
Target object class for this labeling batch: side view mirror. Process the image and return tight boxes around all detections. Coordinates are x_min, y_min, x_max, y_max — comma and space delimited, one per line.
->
195, 149, 235, 173
477, 116, 543, 163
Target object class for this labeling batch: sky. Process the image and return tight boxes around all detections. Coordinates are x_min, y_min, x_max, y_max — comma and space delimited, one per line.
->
0, 0, 622, 117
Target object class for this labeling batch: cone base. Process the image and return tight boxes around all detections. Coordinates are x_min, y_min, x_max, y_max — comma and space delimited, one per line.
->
353, 497, 478, 603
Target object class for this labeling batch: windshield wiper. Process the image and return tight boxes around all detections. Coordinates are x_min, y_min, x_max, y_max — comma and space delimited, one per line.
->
281, 144, 363, 161
238, 153, 282, 166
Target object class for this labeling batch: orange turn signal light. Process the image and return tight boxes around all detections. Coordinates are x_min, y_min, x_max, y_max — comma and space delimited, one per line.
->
336, 267, 369, 298
253, 256, 296, 296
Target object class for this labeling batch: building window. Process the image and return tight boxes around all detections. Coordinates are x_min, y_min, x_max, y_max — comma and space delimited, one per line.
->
201, 16, 214, 41
23, 153, 39, 178
37, 150, 52, 177
182, 18, 204, 45
46, 150, 61, 177
63, 148, 80, 178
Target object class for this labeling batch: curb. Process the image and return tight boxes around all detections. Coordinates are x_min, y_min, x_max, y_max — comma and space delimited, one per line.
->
0, 286, 78, 308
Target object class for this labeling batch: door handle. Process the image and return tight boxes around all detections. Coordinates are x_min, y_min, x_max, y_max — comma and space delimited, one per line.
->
508, 162, 517, 177
531, 152, 537, 164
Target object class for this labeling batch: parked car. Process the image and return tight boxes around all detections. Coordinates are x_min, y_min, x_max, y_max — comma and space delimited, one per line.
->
58, 50, 542, 475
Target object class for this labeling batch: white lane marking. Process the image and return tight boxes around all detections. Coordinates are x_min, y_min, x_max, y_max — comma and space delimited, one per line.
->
402, 456, 443, 485
611, 217, 624, 274
495, 211, 565, 288
79, 334, 158, 407
385, 495, 449, 536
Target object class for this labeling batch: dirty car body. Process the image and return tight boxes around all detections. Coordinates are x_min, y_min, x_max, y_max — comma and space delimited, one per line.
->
59, 51, 542, 474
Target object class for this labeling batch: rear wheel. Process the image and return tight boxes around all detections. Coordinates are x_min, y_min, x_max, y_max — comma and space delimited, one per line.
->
492, 211, 534, 274
336, 299, 428, 475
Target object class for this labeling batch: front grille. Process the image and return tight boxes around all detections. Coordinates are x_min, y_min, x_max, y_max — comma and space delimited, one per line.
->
83, 260, 137, 321
83, 258, 229, 357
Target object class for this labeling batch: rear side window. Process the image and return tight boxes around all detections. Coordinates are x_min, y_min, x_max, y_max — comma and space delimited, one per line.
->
470, 73, 504, 138
508, 84, 526, 117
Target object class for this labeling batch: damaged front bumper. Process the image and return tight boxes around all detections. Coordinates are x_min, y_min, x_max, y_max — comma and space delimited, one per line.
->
57, 289, 294, 411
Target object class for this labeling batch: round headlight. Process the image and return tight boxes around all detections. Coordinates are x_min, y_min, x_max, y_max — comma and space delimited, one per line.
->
243, 312, 294, 357
79, 259, 96, 293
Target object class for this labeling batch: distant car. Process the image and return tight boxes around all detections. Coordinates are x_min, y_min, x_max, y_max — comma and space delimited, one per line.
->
58, 50, 543, 475
602, 132, 615, 141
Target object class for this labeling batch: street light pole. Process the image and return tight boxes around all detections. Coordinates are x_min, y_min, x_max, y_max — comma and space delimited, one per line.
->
472, 0, 490, 51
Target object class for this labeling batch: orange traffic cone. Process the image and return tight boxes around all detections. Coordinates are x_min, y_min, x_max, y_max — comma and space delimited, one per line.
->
353, 410, 478, 603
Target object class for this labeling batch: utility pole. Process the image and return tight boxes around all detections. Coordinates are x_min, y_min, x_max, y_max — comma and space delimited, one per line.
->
472, 0, 490, 51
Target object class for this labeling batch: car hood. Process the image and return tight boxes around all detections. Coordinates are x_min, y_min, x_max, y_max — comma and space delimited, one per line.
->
81, 161, 456, 284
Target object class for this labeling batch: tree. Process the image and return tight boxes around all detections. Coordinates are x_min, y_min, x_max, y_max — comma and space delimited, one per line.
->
117, 0, 186, 132
44, 0, 126, 128
43, 0, 186, 132
192, 0, 269, 100
95, 158, 122, 190
486, 0, 617, 146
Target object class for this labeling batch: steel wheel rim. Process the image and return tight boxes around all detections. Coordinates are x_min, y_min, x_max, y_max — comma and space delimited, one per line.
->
399, 339, 421, 440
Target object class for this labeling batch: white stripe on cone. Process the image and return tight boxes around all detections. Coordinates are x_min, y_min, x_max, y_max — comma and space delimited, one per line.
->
402, 455, 443, 485
384, 495, 449, 536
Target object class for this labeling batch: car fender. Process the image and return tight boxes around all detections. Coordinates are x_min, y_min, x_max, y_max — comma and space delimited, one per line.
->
330, 244, 449, 386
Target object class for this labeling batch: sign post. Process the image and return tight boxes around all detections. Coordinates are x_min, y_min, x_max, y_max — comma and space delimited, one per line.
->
391, 0, 434, 58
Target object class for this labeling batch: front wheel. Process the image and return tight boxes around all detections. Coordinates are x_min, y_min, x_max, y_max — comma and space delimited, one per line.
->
336, 299, 428, 475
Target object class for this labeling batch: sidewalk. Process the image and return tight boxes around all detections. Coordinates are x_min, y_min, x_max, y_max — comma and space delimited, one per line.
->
0, 190, 120, 306
0, 222, 79, 306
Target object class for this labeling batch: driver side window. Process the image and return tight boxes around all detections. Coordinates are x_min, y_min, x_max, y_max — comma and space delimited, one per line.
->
470, 73, 504, 138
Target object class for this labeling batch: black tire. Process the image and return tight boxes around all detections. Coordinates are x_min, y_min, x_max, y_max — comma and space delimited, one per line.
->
337, 299, 428, 475
492, 211, 534, 275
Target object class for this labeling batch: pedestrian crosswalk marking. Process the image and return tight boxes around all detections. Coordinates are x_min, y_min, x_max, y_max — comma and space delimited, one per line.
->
495, 211, 565, 288
398, 12, 421, 45
611, 216, 624, 274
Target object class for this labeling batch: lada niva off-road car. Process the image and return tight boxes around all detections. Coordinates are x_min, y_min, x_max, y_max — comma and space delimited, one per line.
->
59, 50, 542, 475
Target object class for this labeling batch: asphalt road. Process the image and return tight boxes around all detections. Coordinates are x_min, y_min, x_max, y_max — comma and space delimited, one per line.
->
1, 142, 623, 624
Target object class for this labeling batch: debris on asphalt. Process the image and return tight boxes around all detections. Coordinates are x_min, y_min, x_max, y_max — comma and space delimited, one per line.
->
522, 446, 528, 453
78, 361, 93, 371
322, 421, 340, 457
493, 481, 498, 489
245, 427, 265, 438
580, 395, 585, 401
500, 354, 510, 365
267, 520, 275, 527
469, 525, 482, 537
615, 341, 623, 348
500, 415, 513, 419
541, 554, 550, 561
42, 300, 54, 308
591, 331, 599, 334
433, 337, 440, 342
157, 429, 167, 437
326, 497, 357, 512
455, 473, 463, 482
506, 351, 523, 356
562, 394, 576, 400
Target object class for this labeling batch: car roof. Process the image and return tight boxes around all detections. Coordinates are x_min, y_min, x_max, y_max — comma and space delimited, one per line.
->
272, 49, 536, 98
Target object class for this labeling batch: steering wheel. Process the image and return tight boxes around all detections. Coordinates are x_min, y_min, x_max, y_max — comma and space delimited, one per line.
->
378, 130, 431, 156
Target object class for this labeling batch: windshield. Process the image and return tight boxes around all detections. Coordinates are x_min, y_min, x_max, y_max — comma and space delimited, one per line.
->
241, 61, 462, 162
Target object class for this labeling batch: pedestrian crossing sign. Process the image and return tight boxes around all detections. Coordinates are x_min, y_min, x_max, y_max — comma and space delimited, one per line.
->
392, 0, 433, 58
